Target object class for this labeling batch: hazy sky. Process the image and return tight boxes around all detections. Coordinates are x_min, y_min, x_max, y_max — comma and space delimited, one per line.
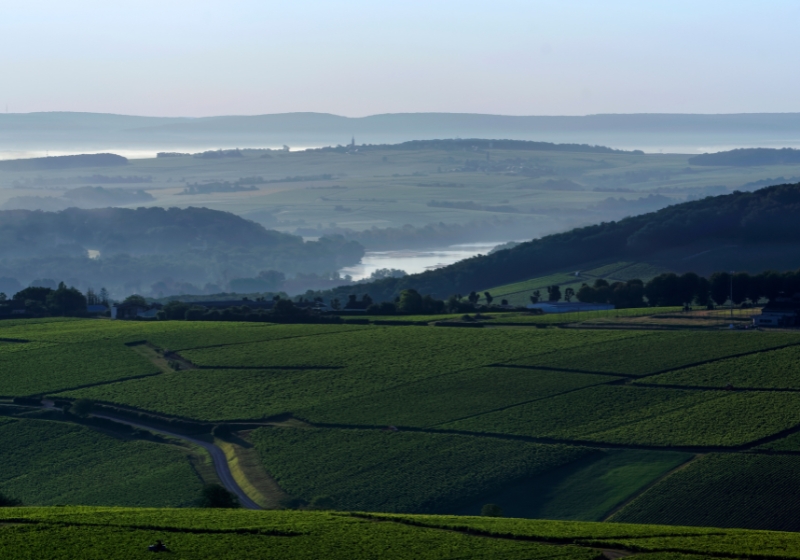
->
2, 1, 799, 117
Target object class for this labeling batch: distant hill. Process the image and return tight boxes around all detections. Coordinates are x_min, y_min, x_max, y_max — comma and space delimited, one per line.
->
334, 182, 800, 300
689, 148, 800, 166
0, 207, 364, 297
0, 153, 127, 171
4, 111, 800, 152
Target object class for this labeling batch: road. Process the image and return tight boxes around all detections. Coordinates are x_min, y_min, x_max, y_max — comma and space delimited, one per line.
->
92, 413, 261, 510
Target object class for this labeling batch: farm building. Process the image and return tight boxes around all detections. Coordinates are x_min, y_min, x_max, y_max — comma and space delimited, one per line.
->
753, 298, 800, 327
526, 302, 615, 314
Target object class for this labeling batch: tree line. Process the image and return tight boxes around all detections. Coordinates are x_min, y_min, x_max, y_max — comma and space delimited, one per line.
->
574, 269, 800, 308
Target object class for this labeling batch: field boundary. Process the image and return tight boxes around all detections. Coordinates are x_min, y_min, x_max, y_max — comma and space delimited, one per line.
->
602, 454, 702, 521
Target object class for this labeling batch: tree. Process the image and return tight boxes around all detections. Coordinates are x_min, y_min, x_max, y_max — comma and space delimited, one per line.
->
69, 399, 94, 418
644, 273, 681, 306
330, 298, 341, 311
564, 287, 575, 302
12, 286, 53, 304
695, 277, 711, 307
676, 272, 699, 306
529, 290, 541, 304
185, 306, 206, 321
760, 271, 783, 302
709, 272, 732, 307
576, 283, 595, 303
46, 283, 88, 316
198, 484, 240, 508
397, 289, 424, 314
0, 492, 22, 507
99, 287, 110, 305
0, 293, 6, 302
547, 285, 561, 302
484, 291, 493, 305
273, 298, 297, 316
468, 291, 480, 305
123, 294, 148, 307
161, 300, 190, 320
362, 294, 373, 307
732, 272, 750, 305
481, 504, 503, 517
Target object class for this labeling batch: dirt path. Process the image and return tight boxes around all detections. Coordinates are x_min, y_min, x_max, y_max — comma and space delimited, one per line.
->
91, 413, 261, 510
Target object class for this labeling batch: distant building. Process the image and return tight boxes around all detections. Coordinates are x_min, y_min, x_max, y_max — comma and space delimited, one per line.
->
753, 297, 800, 327
527, 302, 615, 314
0, 300, 27, 317
86, 304, 109, 315
112, 302, 162, 319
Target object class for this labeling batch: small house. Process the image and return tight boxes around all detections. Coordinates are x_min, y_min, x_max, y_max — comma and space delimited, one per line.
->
753, 298, 800, 327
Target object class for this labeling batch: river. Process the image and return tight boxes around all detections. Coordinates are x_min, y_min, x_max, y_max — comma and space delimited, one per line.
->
339, 242, 504, 281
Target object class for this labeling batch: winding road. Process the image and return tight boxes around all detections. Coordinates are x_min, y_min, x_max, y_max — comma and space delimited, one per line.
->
92, 413, 261, 510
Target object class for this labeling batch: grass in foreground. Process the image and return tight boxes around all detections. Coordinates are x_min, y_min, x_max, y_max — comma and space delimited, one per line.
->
4, 507, 800, 559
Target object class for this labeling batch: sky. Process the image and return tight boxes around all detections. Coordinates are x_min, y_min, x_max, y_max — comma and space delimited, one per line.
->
2, 0, 800, 117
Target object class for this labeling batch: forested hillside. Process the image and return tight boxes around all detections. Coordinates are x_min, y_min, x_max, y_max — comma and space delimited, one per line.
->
0, 207, 363, 297
334, 182, 800, 301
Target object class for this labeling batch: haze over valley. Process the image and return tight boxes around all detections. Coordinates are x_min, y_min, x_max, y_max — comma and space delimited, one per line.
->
7, 3, 800, 558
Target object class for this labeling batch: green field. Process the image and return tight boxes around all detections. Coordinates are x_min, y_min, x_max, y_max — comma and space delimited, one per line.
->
3, 317, 800, 535
5, 507, 800, 559
611, 454, 800, 532
250, 427, 590, 513
0, 417, 203, 507
481, 262, 670, 305
459, 449, 692, 521
641, 344, 800, 389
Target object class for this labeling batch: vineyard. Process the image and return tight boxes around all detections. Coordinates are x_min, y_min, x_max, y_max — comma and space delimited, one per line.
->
0, 417, 203, 506
3, 317, 800, 534
610, 454, 800, 532
4, 507, 800, 559
250, 427, 590, 513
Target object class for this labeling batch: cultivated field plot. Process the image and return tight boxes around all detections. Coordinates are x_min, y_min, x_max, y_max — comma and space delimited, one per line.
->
641, 344, 800, 389
503, 331, 800, 376
0, 418, 202, 507
0, 508, 588, 560
480, 262, 670, 306
12, 506, 800, 560
7, 317, 800, 532
442, 385, 723, 440
462, 449, 692, 521
250, 427, 590, 513
611, 453, 800, 532
0, 341, 159, 396
296, 367, 622, 427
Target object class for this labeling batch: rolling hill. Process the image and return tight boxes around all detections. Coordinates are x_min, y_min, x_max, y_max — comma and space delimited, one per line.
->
335, 182, 800, 301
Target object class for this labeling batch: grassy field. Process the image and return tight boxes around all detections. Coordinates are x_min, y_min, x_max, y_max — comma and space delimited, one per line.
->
480, 262, 670, 305
0, 417, 204, 507
5, 507, 800, 559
